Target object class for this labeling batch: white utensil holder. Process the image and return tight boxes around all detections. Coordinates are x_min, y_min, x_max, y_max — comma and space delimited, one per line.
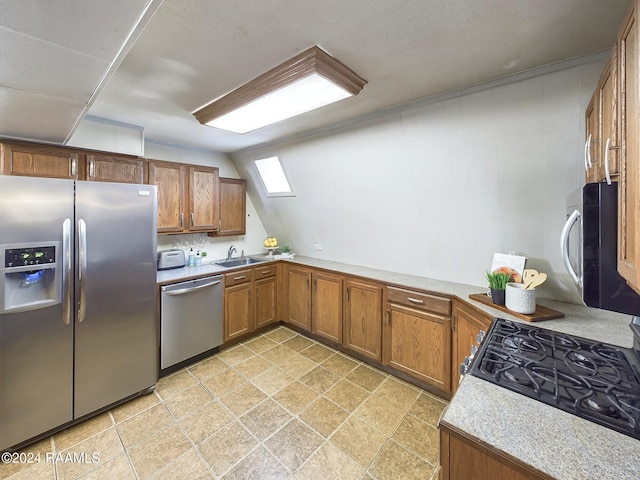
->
505, 282, 536, 314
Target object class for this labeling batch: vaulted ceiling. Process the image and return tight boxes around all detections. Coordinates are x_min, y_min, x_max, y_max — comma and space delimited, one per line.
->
0, 0, 632, 153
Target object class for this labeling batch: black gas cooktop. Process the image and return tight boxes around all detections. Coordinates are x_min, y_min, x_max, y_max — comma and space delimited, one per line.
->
469, 318, 640, 440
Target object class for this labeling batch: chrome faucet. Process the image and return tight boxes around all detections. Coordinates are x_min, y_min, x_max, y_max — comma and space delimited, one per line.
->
227, 245, 237, 260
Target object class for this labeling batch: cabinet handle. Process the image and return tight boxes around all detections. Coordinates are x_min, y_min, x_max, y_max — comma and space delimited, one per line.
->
306, 276, 310, 289
584, 134, 591, 172
234, 275, 246, 281
347, 287, 350, 302
89, 158, 95, 178
180, 213, 184, 227
452, 314, 457, 332
386, 309, 390, 325
191, 212, 195, 227
261, 270, 272, 275
314, 278, 317, 292
407, 297, 425, 305
604, 138, 611, 185
71, 158, 77, 177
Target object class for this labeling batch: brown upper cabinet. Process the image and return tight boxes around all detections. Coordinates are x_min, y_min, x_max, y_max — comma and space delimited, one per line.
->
147, 159, 220, 234
0, 142, 82, 179
85, 154, 146, 183
584, 92, 600, 183
188, 165, 220, 232
598, 47, 619, 184
216, 177, 246, 236
618, 1, 640, 293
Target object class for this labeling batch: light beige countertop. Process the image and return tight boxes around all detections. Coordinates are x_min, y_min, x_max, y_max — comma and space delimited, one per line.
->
156, 254, 639, 479
442, 375, 640, 480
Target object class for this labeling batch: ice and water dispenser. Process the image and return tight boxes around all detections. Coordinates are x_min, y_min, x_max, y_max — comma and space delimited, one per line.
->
0, 243, 60, 314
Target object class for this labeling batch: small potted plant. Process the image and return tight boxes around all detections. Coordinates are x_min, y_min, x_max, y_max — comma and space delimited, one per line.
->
486, 271, 511, 305
277, 245, 294, 259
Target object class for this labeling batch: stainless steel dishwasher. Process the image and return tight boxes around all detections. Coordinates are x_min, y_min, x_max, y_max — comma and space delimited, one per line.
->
160, 275, 223, 371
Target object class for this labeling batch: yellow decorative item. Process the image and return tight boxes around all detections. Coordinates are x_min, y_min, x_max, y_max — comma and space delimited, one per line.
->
263, 236, 278, 248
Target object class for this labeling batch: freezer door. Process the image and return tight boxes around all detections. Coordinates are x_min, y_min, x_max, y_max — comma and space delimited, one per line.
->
0, 176, 74, 451
74, 181, 158, 418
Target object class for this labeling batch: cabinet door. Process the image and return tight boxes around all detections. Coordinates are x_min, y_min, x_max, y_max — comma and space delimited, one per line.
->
585, 92, 600, 183
0, 143, 80, 179
218, 178, 246, 235
312, 271, 343, 344
344, 279, 382, 361
287, 267, 311, 330
148, 161, 186, 233
440, 429, 547, 480
386, 303, 450, 390
188, 166, 219, 232
224, 283, 253, 341
618, 3, 640, 293
255, 275, 277, 329
599, 48, 619, 183
86, 154, 146, 183
451, 302, 491, 394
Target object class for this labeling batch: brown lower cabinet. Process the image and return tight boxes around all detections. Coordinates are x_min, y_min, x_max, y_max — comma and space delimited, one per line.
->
311, 271, 343, 344
384, 286, 452, 392
343, 278, 383, 362
224, 269, 253, 342
254, 265, 278, 329
451, 300, 492, 394
440, 426, 552, 480
224, 264, 278, 342
286, 266, 312, 330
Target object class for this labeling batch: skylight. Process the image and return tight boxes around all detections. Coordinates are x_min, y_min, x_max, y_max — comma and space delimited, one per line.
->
254, 156, 294, 196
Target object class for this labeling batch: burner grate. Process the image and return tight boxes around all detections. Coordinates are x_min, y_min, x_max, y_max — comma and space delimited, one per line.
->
470, 319, 640, 440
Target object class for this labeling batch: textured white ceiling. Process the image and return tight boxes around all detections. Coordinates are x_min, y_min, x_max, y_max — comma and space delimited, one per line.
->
0, 0, 633, 152
0, 0, 162, 143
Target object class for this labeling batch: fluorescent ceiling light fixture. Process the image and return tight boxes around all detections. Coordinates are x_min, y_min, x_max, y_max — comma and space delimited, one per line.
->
254, 156, 293, 195
193, 46, 366, 134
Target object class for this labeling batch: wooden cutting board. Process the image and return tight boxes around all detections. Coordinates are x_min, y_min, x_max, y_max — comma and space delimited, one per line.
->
469, 293, 564, 322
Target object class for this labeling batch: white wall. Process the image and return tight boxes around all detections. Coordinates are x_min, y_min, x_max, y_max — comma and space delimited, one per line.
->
232, 58, 606, 302
146, 142, 269, 261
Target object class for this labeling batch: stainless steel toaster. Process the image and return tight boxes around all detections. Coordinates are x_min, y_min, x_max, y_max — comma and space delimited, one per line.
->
157, 249, 186, 270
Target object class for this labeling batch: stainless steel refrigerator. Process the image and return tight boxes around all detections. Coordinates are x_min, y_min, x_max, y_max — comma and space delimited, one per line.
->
0, 176, 158, 451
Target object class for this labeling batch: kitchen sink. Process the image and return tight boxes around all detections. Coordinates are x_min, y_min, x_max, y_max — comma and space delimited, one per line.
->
215, 257, 266, 268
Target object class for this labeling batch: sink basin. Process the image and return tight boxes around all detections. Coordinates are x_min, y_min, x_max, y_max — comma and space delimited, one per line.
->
215, 257, 266, 268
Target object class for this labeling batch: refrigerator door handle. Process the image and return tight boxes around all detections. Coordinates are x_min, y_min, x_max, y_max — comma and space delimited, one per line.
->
62, 218, 72, 325
560, 209, 581, 287
78, 219, 88, 323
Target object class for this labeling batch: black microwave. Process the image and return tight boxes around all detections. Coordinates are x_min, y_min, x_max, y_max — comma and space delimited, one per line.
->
562, 182, 640, 316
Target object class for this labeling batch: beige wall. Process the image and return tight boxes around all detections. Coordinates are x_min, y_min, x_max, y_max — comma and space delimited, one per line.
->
232, 58, 606, 302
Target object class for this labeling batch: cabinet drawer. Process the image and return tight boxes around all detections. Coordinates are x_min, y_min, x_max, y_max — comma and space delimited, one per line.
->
224, 269, 252, 287
387, 286, 451, 316
253, 264, 277, 278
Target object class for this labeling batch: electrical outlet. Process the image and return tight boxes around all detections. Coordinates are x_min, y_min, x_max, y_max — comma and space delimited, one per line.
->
313, 243, 323, 251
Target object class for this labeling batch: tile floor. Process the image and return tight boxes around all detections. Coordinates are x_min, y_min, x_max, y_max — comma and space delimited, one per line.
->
1, 326, 447, 480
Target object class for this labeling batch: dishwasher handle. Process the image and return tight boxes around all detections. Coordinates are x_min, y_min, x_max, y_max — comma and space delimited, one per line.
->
163, 279, 221, 296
